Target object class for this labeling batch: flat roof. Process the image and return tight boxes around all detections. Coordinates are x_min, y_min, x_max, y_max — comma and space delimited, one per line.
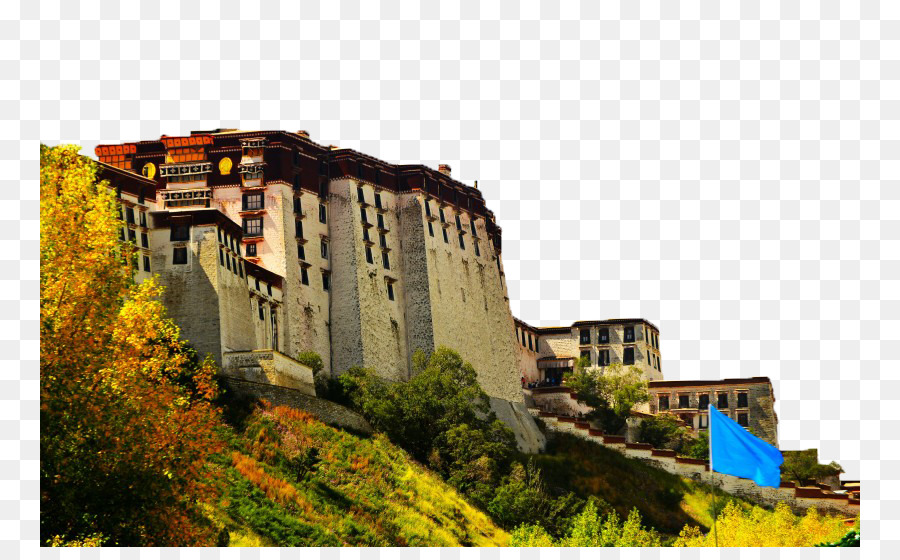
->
648, 377, 772, 389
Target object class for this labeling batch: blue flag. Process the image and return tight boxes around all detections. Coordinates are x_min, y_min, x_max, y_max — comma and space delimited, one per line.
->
709, 405, 783, 487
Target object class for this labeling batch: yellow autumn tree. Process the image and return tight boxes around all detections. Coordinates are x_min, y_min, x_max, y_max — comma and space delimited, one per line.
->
674, 501, 849, 547
40, 145, 224, 546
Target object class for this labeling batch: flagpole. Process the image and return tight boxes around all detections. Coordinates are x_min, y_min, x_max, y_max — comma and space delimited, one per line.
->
709, 406, 718, 547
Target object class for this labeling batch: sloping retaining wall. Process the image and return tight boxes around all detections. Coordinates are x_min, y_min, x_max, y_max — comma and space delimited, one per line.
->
532, 409, 859, 518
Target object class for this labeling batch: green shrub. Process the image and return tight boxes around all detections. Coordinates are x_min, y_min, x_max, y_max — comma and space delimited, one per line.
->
637, 414, 687, 449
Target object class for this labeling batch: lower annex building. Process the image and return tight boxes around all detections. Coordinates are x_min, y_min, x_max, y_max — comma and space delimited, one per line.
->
94, 129, 544, 452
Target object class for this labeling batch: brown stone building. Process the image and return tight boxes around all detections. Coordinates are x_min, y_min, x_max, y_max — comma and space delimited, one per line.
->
647, 377, 779, 446
94, 129, 544, 452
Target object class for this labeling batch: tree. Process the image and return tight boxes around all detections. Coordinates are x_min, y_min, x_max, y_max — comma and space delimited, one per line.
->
681, 430, 709, 460
41, 145, 224, 546
510, 500, 661, 547
564, 361, 650, 435
637, 414, 687, 449
781, 449, 843, 486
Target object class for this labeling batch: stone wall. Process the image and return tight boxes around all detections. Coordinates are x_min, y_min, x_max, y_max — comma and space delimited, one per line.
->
222, 349, 316, 395
221, 376, 373, 436
528, 388, 592, 418
535, 410, 859, 518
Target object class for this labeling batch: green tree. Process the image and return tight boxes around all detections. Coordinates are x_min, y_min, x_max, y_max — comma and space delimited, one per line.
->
681, 430, 709, 460
781, 450, 843, 486
565, 361, 650, 435
637, 414, 687, 449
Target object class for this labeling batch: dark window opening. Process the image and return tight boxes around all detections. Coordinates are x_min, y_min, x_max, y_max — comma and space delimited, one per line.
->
296, 244, 304, 260
379, 233, 387, 248
624, 326, 635, 343
320, 240, 328, 259
139, 212, 146, 227
737, 393, 748, 408
247, 243, 258, 257
442, 228, 449, 244
170, 223, 190, 241
382, 251, 390, 270
580, 349, 591, 362
319, 203, 327, 224
737, 413, 749, 427
374, 192, 382, 209
377, 213, 386, 229
128, 228, 136, 242
294, 197, 302, 213
267, 283, 272, 296
428, 222, 434, 237
258, 302, 265, 320
679, 395, 690, 409
296, 220, 303, 238
365, 246, 374, 264
658, 396, 669, 411
474, 241, 480, 257
458, 233, 465, 250
357, 185, 365, 203
527, 334, 533, 351
424, 200, 432, 217
623, 347, 635, 365
387, 283, 394, 301
322, 272, 330, 291
439, 207, 446, 222
172, 246, 187, 264
579, 328, 590, 344
699, 394, 709, 410
300, 267, 309, 285
363, 227, 370, 242
242, 193, 264, 210
142, 255, 150, 272
219, 248, 225, 265
139, 232, 148, 248
718, 394, 728, 409
598, 349, 610, 366
598, 328, 609, 343
470, 220, 477, 236
455, 215, 462, 229
360, 207, 368, 223
125, 207, 135, 224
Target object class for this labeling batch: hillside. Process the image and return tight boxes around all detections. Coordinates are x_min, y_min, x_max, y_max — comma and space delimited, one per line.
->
532, 431, 751, 537
206, 404, 508, 547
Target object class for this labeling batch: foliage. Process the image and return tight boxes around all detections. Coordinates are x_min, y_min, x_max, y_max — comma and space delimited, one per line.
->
781, 449, 844, 486
510, 501, 661, 547
680, 430, 709, 460
295, 351, 324, 376
816, 529, 860, 547
212, 403, 508, 546
637, 414, 688, 449
674, 502, 848, 547
564, 361, 650, 435
40, 145, 224, 546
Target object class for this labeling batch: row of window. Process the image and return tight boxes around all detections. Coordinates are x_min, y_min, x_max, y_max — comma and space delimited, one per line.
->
119, 226, 149, 249
358, 188, 394, 300
646, 328, 659, 349
120, 205, 148, 227
693, 411, 749, 429
658, 392, 749, 411
647, 351, 661, 371
424, 200, 482, 257
519, 329, 535, 351
579, 326, 639, 345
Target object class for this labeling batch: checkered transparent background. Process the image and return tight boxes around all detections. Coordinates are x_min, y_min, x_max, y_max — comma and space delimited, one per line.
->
10, 0, 895, 556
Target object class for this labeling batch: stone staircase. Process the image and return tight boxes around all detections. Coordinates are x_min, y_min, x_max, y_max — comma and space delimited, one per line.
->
530, 408, 860, 517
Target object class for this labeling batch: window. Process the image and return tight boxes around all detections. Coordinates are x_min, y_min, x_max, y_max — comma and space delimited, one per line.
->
442, 228, 449, 244
242, 193, 264, 210
258, 302, 265, 320
219, 248, 225, 265
300, 267, 309, 285
387, 283, 395, 301
718, 394, 728, 409
382, 251, 390, 270
580, 349, 591, 362
658, 396, 669, 411
654, 332, 659, 349
379, 233, 387, 248
128, 228, 136, 242
737, 413, 749, 427
319, 203, 327, 223
357, 185, 365, 203
455, 215, 462, 229
458, 233, 465, 250
170, 223, 190, 241
377, 213, 386, 229
139, 212, 146, 227
125, 207, 135, 224
424, 200, 432, 217
699, 394, 709, 410
699, 415, 708, 429
360, 207, 368, 223
143, 255, 150, 272
580, 328, 590, 344
624, 326, 635, 342
737, 393, 748, 408
243, 217, 262, 237
678, 395, 690, 409
226, 255, 232, 272
362, 227, 370, 242
173, 246, 187, 264
439, 207, 446, 222
217, 228, 222, 243
598, 328, 609, 343
648, 353, 652, 366
374, 192, 382, 209
294, 197, 302, 213
238, 262, 244, 278
598, 349, 610, 366
428, 222, 434, 237
255, 278, 260, 291
296, 243, 304, 260
320, 240, 328, 259
474, 241, 480, 257
623, 347, 634, 364
322, 272, 330, 291
247, 243, 257, 257
470, 220, 477, 236
527, 334, 533, 351
267, 283, 272, 296
365, 246, 374, 264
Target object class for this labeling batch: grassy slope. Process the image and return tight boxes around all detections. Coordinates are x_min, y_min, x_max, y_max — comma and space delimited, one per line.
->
207, 405, 508, 547
533, 432, 753, 538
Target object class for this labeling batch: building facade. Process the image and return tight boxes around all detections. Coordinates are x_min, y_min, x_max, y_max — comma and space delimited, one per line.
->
646, 377, 779, 446
515, 318, 663, 386
94, 129, 543, 452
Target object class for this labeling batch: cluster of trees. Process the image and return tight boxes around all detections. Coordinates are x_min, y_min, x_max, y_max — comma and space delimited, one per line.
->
41, 146, 224, 546
637, 414, 709, 459
509, 500, 662, 547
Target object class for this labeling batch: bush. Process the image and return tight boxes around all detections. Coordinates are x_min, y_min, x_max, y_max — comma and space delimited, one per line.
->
510, 500, 661, 547
680, 430, 709, 460
564, 361, 650, 435
637, 414, 687, 449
